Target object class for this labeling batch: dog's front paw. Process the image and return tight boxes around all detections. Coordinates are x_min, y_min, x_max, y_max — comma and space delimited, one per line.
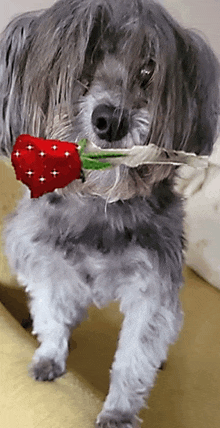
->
96, 412, 139, 428
30, 358, 65, 381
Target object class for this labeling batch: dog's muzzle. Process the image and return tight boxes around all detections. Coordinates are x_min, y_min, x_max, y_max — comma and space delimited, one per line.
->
92, 104, 129, 142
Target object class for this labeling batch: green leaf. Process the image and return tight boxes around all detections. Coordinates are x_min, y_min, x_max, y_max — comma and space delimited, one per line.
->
81, 155, 112, 170
77, 139, 127, 171
84, 151, 126, 160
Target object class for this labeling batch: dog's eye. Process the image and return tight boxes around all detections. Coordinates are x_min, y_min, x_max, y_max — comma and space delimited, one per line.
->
139, 60, 155, 88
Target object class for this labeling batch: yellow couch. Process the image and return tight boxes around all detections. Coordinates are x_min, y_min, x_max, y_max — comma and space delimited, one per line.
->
1, 160, 220, 428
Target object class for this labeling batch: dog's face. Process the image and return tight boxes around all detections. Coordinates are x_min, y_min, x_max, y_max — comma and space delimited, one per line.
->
0, 0, 219, 159
76, 17, 157, 150
76, 54, 152, 149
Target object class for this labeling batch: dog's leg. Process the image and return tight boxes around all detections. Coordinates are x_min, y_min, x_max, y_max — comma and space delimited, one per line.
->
30, 301, 72, 381
97, 284, 182, 427
16, 253, 90, 382
26, 274, 88, 382
28, 286, 71, 381
4, 204, 92, 382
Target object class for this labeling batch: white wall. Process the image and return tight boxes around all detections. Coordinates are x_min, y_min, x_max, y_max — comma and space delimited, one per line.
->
0, 0, 55, 32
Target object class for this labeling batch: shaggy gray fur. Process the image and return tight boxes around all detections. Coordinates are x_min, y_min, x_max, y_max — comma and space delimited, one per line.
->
1, 0, 219, 427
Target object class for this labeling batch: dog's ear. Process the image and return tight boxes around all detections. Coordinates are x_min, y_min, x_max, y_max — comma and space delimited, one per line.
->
0, 12, 40, 157
179, 31, 220, 155
149, 21, 220, 156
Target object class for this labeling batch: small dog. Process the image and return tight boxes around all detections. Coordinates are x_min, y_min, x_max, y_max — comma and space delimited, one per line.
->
1, 0, 219, 426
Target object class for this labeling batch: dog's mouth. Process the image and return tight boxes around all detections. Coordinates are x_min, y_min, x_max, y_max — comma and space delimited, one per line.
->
91, 104, 130, 143
89, 105, 150, 149
77, 97, 151, 150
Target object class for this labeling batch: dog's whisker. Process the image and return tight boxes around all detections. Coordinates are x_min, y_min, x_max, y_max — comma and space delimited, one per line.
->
75, 79, 89, 91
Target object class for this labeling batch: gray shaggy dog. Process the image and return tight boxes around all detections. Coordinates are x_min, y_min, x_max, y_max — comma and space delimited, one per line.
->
1, 0, 219, 426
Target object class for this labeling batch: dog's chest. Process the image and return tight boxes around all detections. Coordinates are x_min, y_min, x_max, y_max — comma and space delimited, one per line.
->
39, 191, 183, 305
44, 194, 162, 257
38, 189, 183, 269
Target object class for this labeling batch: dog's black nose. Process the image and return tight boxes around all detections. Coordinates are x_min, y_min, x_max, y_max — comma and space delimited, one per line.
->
92, 104, 129, 142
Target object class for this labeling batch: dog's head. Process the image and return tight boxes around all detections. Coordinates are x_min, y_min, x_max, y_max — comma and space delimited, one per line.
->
0, 0, 219, 158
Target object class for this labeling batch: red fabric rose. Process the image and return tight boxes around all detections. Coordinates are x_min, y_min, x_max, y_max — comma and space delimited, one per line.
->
11, 135, 81, 198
